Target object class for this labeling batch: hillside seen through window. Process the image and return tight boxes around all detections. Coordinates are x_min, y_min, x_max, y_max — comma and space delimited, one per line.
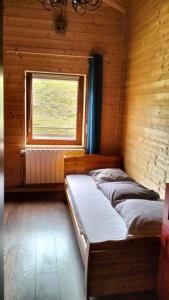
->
32, 76, 78, 140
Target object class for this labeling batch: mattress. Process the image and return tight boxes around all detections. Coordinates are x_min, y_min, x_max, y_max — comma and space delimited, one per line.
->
66, 174, 128, 244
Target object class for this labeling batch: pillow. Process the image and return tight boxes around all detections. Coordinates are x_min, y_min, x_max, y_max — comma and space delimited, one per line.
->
115, 199, 164, 236
89, 168, 131, 185
97, 181, 160, 206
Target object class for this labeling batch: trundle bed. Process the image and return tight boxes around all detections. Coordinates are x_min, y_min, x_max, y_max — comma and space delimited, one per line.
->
64, 154, 161, 299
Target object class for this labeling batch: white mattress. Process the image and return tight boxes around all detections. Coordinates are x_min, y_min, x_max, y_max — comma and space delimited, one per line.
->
66, 174, 128, 244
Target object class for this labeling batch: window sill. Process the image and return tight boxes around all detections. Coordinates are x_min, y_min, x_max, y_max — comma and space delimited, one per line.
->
24, 144, 86, 151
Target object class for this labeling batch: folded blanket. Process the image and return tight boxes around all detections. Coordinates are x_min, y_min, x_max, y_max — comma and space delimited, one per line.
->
115, 199, 164, 236
98, 181, 160, 206
89, 168, 132, 184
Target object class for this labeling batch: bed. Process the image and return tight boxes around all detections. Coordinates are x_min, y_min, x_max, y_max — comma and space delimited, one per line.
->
64, 154, 161, 299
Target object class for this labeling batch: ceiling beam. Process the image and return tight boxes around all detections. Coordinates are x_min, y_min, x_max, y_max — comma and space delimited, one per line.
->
103, 0, 126, 13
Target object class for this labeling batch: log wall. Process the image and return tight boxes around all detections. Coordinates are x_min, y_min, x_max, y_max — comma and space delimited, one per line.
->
120, 0, 169, 198
4, 0, 124, 187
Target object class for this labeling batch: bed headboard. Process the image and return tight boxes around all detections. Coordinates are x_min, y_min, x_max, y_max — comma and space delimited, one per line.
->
64, 154, 122, 176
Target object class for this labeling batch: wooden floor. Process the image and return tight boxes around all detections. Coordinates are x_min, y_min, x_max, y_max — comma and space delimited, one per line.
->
4, 192, 158, 300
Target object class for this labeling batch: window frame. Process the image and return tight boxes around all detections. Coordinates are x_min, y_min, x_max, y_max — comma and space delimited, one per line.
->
25, 71, 86, 146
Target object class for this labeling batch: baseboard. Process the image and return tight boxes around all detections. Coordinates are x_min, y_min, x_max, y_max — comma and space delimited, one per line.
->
5, 183, 64, 193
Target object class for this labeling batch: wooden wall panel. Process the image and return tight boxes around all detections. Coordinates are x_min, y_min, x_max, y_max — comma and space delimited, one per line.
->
4, 0, 124, 187
120, 0, 169, 198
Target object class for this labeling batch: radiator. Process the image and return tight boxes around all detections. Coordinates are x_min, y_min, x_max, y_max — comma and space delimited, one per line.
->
22, 149, 84, 184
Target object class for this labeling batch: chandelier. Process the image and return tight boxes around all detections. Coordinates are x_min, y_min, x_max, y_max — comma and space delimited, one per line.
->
38, 0, 102, 16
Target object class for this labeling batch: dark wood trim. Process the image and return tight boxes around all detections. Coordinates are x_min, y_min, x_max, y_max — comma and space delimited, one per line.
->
0, 0, 3, 297
5, 183, 64, 193
157, 183, 169, 299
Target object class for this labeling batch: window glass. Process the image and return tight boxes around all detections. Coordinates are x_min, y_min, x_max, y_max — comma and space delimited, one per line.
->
32, 77, 78, 140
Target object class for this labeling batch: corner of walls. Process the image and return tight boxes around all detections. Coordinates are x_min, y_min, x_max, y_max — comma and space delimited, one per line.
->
116, 10, 127, 156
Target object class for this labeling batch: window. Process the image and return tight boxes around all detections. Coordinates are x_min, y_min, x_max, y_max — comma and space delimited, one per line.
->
26, 72, 85, 145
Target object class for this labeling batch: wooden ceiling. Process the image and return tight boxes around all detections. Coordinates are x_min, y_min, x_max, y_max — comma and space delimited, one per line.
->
103, 0, 126, 13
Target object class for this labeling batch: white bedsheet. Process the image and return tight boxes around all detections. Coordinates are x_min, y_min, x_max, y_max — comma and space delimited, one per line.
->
66, 174, 128, 243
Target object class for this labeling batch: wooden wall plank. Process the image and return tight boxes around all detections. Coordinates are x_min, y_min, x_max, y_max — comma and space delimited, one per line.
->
120, 0, 169, 198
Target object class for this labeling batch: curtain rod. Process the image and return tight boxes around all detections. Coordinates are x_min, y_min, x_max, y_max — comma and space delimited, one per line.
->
6, 50, 93, 59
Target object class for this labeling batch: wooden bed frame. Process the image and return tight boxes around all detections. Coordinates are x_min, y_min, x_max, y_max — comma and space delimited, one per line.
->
64, 154, 161, 299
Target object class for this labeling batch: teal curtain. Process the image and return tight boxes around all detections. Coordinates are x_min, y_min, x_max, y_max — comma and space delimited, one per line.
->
87, 54, 103, 154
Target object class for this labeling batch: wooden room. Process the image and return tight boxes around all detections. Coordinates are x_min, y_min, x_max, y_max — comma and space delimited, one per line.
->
3, 0, 169, 299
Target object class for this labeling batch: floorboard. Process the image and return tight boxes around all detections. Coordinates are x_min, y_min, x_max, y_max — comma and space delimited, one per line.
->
4, 192, 158, 300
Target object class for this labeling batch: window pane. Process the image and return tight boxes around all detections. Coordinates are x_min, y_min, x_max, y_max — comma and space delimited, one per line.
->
32, 78, 78, 140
